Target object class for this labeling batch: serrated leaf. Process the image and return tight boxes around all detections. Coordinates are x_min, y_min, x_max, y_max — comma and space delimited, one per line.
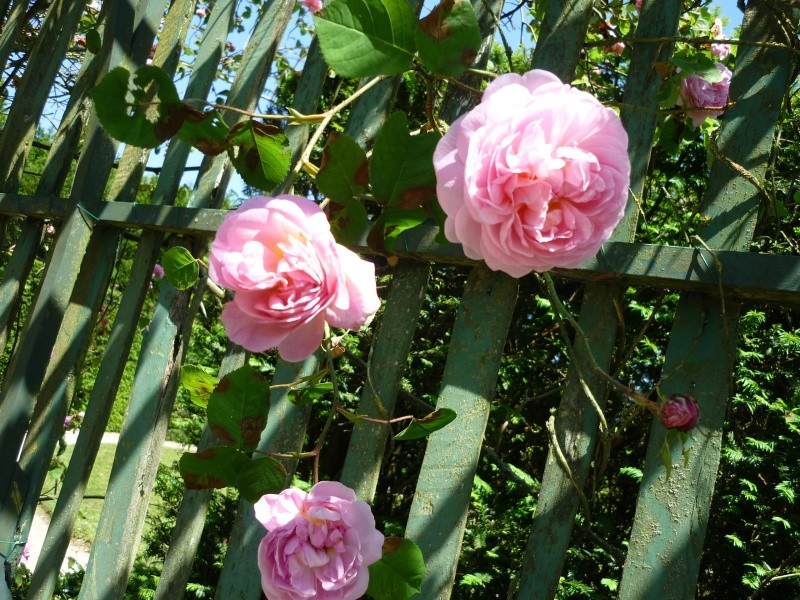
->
329, 200, 369, 245
235, 457, 287, 502
179, 447, 250, 490
161, 246, 199, 290
416, 0, 481, 76
177, 106, 230, 155
91, 66, 182, 148
316, 132, 369, 202
227, 120, 291, 192
366, 537, 425, 600
367, 206, 428, 254
207, 364, 270, 451
370, 112, 440, 208
180, 365, 219, 408
314, 0, 416, 77
394, 408, 457, 440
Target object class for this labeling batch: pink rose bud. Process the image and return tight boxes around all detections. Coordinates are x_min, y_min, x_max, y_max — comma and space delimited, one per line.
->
635, 0, 642, 10
20, 543, 30, 564
433, 69, 630, 277
710, 18, 730, 59
660, 394, 700, 432
606, 41, 625, 55
45, 224, 55, 235
64, 415, 73, 429
677, 63, 732, 126
255, 481, 385, 600
301, 0, 323, 12
152, 263, 165, 278
209, 196, 380, 362
195, 7, 206, 17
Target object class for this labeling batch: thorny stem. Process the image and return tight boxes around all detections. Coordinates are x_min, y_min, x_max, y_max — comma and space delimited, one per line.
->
293, 76, 387, 178
541, 272, 662, 413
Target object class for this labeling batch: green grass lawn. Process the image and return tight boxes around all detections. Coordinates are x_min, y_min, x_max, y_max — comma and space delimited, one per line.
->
40, 443, 186, 545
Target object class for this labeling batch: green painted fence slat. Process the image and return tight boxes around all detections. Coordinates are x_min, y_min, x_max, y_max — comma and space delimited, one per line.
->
517, 2, 683, 597
340, 261, 431, 501
619, 2, 798, 598
153, 346, 247, 600
214, 355, 320, 600
404, 266, 518, 599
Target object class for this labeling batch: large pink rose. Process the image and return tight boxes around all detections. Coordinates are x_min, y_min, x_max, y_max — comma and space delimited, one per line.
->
678, 63, 732, 127
254, 481, 385, 600
209, 195, 380, 361
433, 69, 630, 277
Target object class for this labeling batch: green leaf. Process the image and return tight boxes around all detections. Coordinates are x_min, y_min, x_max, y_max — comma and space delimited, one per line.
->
179, 447, 250, 490
161, 246, 199, 290
180, 365, 219, 408
329, 200, 369, 245
314, 0, 416, 77
393, 408, 457, 440
316, 132, 369, 202
227, 120, 291, 192
415, 0, 481, 76
672, 49, 724, 82
91, 66, 182, 148
367, 537, 425, 600
367, 206, 428, 253
176, 106, 230, 155
288, 381, 334, 406
86, 28, 101, 54
236, 457, 287, 502
207, 364, 270, 451
370, 112, 440, 208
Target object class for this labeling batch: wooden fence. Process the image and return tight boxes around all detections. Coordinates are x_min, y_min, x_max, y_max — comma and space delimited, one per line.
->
0, 0, 798, 598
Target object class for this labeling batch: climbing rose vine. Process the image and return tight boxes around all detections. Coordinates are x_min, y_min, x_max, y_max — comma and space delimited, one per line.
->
433, 69, 630, 277
209, 195, 380, 361
254, 481, 385, 600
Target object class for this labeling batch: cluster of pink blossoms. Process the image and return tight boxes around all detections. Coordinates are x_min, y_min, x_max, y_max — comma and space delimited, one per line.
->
209, 195, 380, 362
255, 482, 384, 600
433, 69, 631, 277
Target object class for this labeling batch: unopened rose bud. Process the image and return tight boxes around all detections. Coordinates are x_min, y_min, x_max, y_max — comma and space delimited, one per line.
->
64, 415, 73, 429
152, 263, 165, 278
195, 7, 206, 17
606, 41, 625, 55
45, 224, 55, 235
660, 394, 700, 432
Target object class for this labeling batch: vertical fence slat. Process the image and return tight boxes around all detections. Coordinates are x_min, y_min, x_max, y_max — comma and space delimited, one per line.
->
153, 345, 247, 600
213, 355, 320, 599
516, 1, 683, 597
340, 261, 430, 500
619, 2, 798, 597
404, 266, 517, 599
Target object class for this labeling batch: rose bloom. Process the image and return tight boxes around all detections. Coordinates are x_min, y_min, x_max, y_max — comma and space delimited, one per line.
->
678, 63, 732, 127
434, 69, 630, 277
209, 195, 379, 362
635, 0, 642, 10
660, 394, 700, 432
606, 41, 625, 56
255, 481, 385, 600
710, 18, 730, 60
302, 0, 323, 12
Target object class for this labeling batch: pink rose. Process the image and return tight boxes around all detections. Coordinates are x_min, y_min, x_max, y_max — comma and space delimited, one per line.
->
301, 0, 323, 12
45, 224, 55, 235
635, 0, 642, 10
195, 6, 206, 17
152, 263, 165, 278
255, 481, 385, 600
606, 41, 625, 55
209, 196, 380, 361
710, 18, 730, 60
660, 394, 700, 432
433, 69, 630, 277
678, 63, 732, 126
